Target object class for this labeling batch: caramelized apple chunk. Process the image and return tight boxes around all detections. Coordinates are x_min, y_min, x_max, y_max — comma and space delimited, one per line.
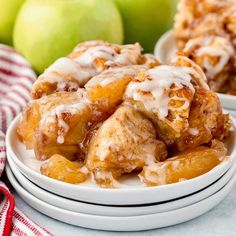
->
139, 140, 228, 186
86, 105, 167, 188
41, 154, 88, 184
85, 66, 145, 112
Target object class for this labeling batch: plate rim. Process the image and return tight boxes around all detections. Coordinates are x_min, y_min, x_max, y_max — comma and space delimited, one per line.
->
6, 164, 236, 231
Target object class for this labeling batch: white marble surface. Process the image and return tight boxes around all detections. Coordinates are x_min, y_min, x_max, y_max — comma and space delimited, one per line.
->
14, 185, 236, 236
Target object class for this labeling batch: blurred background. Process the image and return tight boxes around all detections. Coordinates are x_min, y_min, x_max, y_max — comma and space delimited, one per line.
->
0, 0, 179, 74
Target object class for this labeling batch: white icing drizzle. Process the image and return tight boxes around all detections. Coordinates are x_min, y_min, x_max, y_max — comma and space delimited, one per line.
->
39, 90, 90, 144
85, 66, 143, 88
75, 45, 116, 65
171, 55, 209, 90
93, 171, 120, 187
34, 57, 93, 88
188, 128, 199, 136
184, 36, 234, 78
74, 43, 142, 68
140, 154, 183, 185
125, 65, 195, 119
79, 166, 89, 175
139, 155, 168, 185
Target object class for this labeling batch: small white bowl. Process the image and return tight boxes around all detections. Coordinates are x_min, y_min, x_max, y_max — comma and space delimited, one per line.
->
7, 153, 236, 216
154, 30, 236, 111
6, 164, 236, 231
154, 30, 176, 63
6, 115, 236, 205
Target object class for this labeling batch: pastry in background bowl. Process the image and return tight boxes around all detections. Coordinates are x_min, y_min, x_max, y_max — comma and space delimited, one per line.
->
174, 0, 236, 95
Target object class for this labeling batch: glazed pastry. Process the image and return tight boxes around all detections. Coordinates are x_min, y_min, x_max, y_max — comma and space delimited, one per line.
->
139, 140, 228, 186
183, 36, 235, 92
174, 0, 232, 50
142, 54, 160, 68
33, 89, 108, 161
31, 57, 92, 99
41, 154, 88, 184
17, 91, 82, 149
124, 55, 207, 145
31, 41, 145, 99
86, 105, 167, 188
174, 0, 236, 95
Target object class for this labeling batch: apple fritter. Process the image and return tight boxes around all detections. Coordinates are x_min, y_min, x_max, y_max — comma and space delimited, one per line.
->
139, 139, 228, 186
17, 91, 82, 149
41, 154, 88, 184
124, 56, 204, 145
86, 105, 167, 188
69, 40, 145, 67
31, 40, 145, 99
33, 90, 105, 161
171, 53, 209, 90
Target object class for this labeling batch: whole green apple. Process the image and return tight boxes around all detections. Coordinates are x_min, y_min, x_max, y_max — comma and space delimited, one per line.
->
115, 0, 178, 52
0, 0, 25, 45
13, 0, 123, 74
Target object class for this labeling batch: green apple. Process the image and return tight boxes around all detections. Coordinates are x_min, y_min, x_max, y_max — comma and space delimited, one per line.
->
115, 0, 178, 52
0, 0, 25, 45
13, 0, 123, 74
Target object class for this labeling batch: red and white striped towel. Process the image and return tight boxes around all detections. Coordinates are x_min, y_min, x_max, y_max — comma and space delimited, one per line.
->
0, 45, 52, 236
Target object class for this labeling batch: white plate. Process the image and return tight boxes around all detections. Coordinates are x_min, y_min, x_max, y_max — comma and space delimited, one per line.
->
7, 150, 236, 216
218, 94, 236, 111
154, 30, 236, 111
6, 165, 236, 231
6, 115, 236, 205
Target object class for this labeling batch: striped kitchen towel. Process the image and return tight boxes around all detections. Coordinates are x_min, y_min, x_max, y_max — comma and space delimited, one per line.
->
0, 44, 52, 236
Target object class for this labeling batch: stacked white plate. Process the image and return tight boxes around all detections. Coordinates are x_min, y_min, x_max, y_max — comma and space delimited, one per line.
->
154, 30, 236, 118
5, 115, 236, 231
